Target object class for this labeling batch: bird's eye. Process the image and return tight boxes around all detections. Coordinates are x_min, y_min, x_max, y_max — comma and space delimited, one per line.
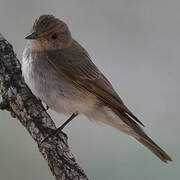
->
51, 33, 58, 40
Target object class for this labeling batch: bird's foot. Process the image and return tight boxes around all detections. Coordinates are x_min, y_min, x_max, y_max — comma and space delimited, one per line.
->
40, 113, 78, 145
40, 127, 67, 145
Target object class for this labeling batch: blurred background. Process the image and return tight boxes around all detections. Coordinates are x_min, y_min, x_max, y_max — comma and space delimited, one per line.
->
0, 0, 179, 179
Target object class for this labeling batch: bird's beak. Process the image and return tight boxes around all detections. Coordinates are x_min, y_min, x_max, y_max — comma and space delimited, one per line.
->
25, 32, 38, 40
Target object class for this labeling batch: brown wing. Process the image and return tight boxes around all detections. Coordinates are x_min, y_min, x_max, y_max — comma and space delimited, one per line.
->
46, 40, 144, 127
45, 41, 172, 163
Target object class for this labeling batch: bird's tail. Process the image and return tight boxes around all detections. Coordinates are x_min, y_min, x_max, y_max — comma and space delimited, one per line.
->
101, 108, 172, 163
115, 121, 172, 163
134, 134, 172, 163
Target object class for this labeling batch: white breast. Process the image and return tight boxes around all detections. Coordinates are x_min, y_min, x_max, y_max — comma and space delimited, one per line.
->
22, 47, 97, 116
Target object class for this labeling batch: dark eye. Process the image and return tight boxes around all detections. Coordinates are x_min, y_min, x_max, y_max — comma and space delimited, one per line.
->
51, 33, 58, 39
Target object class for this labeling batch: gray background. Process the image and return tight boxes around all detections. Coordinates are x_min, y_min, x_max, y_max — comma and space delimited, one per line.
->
0, 0, 179, 179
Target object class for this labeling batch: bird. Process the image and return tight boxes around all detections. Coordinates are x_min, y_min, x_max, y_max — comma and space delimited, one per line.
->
22, 14, 172, 163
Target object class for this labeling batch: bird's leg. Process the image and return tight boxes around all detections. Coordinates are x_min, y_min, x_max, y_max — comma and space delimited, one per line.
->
40, 113, 78, 144
58, 113, 78, 131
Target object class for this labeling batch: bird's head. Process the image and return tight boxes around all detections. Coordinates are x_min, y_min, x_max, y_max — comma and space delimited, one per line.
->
25, 15, 72, 51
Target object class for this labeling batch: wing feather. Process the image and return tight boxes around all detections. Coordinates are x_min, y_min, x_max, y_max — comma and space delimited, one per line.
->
46, 40, 144, 127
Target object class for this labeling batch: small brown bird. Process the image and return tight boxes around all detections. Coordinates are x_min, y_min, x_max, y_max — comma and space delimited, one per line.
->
22, 14, 172, 163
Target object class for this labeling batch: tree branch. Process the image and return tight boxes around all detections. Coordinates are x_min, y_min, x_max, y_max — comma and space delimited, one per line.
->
0, 34, 88, 180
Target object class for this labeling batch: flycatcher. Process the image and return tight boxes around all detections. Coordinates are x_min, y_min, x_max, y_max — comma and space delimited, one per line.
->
22, 14, 172, 163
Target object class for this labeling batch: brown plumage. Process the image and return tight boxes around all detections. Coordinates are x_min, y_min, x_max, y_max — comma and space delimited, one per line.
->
23, 14, 172, 163
46, 41, 172, 163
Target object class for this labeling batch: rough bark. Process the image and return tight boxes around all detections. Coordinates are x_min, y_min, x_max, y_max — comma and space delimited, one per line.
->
0, 34, 88, 180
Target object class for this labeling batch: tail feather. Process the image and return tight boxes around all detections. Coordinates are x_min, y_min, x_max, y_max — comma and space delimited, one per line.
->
135, 135, 172, 163
98, 107, 172, 163
109, 109, 172, 163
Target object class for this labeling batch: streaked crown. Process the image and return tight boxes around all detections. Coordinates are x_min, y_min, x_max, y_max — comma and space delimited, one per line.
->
32, 15, 64, 34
